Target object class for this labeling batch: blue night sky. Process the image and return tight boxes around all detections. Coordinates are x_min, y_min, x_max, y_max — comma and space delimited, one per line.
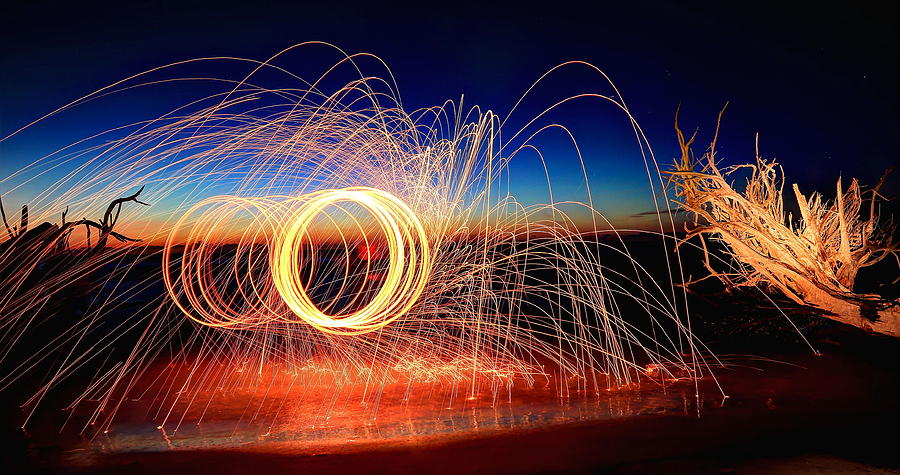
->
1, 1, 898, 227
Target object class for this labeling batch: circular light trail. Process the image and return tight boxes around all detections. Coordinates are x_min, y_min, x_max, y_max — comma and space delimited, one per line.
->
273, 187, 431, 335
163, 187, 432, 336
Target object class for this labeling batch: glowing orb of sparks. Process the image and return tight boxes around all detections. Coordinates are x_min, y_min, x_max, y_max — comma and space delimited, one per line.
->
163, 187, 432, 336
273, 187, 431, 335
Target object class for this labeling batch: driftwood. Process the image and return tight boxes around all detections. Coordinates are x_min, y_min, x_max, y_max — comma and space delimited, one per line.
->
0, 187, 147, 256
666, 108, 900, 337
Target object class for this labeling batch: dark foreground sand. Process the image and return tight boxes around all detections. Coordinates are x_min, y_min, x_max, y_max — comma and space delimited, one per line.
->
7, 340, 899, 475
45, 409, 900, 474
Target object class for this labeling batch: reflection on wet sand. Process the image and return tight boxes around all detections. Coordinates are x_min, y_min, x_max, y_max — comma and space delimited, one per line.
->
58, 360, 705, 466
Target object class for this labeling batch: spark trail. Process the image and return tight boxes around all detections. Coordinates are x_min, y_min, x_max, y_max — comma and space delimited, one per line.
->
0, 43, 717, 437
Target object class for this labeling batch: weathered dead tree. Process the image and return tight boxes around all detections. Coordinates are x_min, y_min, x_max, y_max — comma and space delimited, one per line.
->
666, 108, 900, 337
0, 187, 148, 324
0, 186, 147, 258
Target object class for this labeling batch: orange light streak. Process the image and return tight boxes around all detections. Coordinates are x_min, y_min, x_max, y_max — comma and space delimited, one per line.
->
163, 187, 431, 335
0, 44, 723, 436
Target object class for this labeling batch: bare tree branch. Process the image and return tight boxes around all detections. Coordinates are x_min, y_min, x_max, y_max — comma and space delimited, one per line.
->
667, 110, 900, 337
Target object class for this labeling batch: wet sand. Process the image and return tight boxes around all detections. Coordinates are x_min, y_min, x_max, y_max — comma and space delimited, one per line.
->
34, 400, 900, 474
8, 338, 900, 474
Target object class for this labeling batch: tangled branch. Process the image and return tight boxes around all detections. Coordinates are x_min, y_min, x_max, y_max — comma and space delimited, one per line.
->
666, 107, 900, 337
0, 187, 147, 256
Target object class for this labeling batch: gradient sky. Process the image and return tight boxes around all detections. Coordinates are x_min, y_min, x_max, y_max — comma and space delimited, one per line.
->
1, 1, 898, 228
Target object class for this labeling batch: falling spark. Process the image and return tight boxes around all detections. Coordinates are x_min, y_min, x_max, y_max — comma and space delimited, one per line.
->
0, 43, 719, 439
